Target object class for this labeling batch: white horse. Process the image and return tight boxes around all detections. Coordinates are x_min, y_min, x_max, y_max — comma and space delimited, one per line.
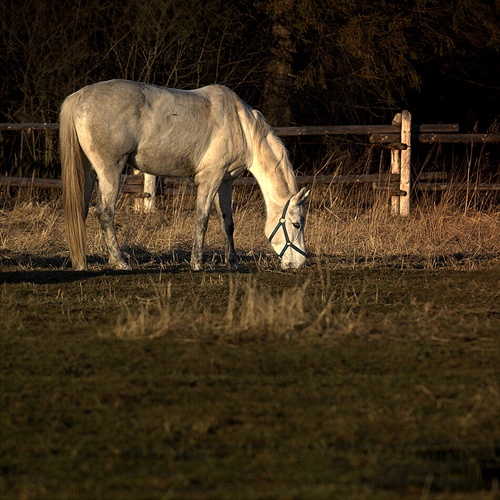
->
60, 80, 309, 271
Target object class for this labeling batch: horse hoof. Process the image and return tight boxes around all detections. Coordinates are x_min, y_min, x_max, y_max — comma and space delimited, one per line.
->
111, 261, 132, 271
190, 262, 204, 272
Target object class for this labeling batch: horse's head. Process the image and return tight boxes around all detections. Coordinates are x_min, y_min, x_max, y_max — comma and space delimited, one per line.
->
267, 187, 310, 269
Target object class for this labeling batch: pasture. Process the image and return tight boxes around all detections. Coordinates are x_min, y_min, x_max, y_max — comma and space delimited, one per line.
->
1, 185, 499, 499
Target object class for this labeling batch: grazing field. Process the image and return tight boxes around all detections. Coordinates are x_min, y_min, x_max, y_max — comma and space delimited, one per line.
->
1, 186, 499, 499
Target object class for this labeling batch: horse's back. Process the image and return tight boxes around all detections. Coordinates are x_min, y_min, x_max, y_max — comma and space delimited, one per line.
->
72, 79, 238, 130
67, 80, 248, 176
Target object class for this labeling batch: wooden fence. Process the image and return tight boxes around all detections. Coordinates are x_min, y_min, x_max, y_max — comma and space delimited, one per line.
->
1, 113, 500, 216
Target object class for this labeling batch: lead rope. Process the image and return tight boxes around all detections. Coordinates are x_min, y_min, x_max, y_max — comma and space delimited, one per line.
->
268, 198, 307, 259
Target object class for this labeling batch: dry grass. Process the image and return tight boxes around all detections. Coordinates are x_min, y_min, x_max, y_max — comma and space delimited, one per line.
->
2, 180, 498, 345
109, 273, 361, 341
1, 181, 499, 271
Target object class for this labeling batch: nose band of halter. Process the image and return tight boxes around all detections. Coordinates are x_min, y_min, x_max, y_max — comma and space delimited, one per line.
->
268, 198, 307, 259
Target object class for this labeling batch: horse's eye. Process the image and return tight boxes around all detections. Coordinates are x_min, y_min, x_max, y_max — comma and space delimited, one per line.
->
292, 222, 301, 229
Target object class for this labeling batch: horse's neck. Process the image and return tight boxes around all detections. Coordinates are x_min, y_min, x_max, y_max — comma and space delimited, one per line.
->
249, 158, 295, 215
243, 114, 297, 214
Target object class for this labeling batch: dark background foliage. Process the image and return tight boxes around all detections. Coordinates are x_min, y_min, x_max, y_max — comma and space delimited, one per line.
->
1, 0, 499, 175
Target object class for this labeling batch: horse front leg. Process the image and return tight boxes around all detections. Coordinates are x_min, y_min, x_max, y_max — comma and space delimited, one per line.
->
215, 180, 238, 270
191, 181, 219, 271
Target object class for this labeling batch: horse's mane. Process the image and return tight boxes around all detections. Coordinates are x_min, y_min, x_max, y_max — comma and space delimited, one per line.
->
251, 109, 298, 193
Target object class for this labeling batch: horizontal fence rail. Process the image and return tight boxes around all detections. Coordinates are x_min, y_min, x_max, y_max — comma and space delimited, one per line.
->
0, 123, 59, 131
1, 173, 405, 191
371, 132, 500, 144
0, 122, 463, 134
3, 172, 497, 192
1, 115, 499, 215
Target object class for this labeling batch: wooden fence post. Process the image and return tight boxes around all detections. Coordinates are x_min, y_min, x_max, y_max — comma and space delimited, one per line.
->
143, 173, 156, 212
400, 110, 412, 216
133, 171, 156, 212
390, 113, 402, 216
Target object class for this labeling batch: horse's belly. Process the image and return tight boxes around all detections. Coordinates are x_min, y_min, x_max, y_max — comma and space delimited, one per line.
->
129, 150, 196, 177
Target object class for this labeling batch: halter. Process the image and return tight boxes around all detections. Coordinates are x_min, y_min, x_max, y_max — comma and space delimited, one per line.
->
268, 198, 307, 259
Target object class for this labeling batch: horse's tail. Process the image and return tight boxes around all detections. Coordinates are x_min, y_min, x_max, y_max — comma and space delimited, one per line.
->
60, 92, 87, 270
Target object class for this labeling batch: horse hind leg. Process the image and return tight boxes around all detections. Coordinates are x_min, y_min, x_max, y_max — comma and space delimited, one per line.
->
94, 159, 131, 270
215, 180, 238, 270
83, 159, 96, 219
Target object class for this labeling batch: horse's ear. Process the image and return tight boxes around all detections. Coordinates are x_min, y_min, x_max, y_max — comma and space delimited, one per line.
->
294, 187, 310, 206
